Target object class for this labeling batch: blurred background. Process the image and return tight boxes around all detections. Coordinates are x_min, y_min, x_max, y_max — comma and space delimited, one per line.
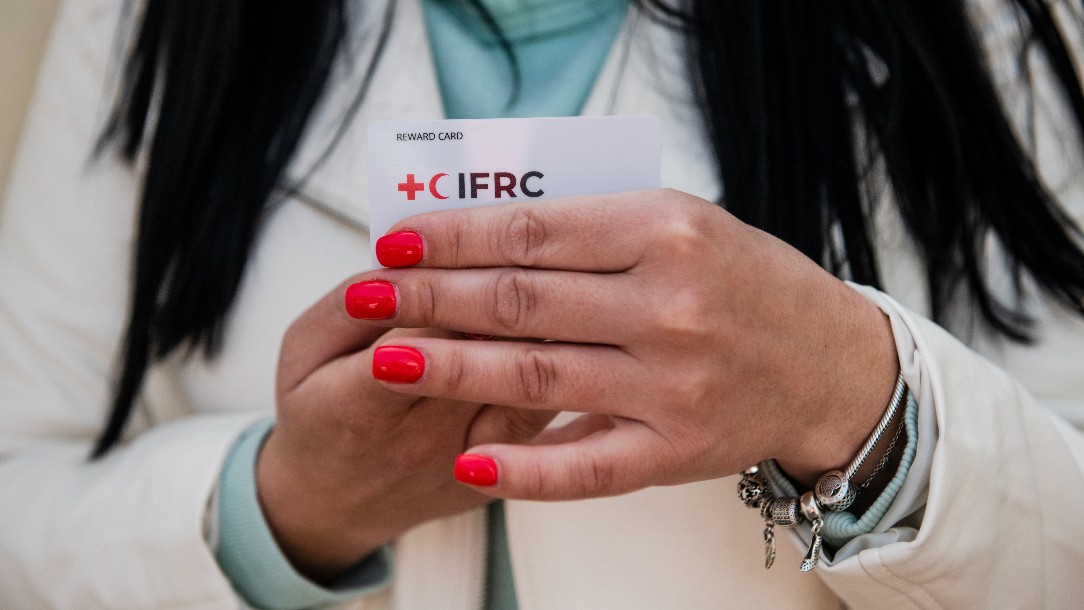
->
1, 0, 61, 201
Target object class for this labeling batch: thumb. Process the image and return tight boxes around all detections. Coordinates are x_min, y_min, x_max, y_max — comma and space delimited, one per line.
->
453, 422, 664, 500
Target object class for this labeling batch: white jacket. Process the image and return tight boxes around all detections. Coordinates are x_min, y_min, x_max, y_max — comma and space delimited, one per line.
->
1, 0, 1083, 608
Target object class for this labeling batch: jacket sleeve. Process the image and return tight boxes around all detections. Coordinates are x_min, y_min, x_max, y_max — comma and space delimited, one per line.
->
0, 1, 260, 607
817, 293, 1084, 608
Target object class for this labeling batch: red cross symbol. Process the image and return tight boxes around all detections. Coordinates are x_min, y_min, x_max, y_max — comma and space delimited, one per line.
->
398, 174, 425, 200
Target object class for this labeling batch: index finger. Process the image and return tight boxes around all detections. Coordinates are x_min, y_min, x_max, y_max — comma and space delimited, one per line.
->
380, 190, 660, 271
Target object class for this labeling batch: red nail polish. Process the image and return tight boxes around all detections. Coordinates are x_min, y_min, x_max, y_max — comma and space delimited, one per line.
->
372, 346, 425, 383
454, 454, 498, 486
376, 231, 424, 268
345, 281, 397, 319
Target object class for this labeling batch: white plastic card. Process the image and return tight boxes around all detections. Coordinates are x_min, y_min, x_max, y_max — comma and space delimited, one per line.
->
367, 116, 661, 263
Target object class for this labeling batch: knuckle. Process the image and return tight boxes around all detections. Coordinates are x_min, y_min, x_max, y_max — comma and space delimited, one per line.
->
657, 223, 704, 261
500, 207, 548, 265
653, 200, 714, 260
513, 349, 557, 405
415, 276, 439, 326
443, 345, 469, 395
663, 289, 710, 321
450, 220, 468, 268
671, 369, 714, 407
650, 291, 712, 340
490, 270, 537, 335
571, 455, 614, 497
517, 453, 617, 499
518, 459, 547, 498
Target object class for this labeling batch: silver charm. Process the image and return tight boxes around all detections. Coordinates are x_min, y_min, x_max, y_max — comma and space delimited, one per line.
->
739, 467, 778, 569
815, 469, 856, 510
801, 517, 824, 572
769, 497, 801, 527
799, 491, 825, 572
763, 519, 777, 569
738, 468, 770, 509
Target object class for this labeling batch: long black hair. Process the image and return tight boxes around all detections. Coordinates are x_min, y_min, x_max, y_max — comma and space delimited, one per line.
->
94, 0, 1084, 456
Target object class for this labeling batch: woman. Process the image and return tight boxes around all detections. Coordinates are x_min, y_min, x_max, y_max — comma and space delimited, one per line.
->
2, 0, 1083, 607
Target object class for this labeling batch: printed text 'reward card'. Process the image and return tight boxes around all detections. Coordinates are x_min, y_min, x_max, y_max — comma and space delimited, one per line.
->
367, 116, 661, 264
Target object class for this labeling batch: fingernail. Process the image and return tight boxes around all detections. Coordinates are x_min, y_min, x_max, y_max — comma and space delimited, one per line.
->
372, 346, 425, 383
345, 281, 396, 319
464, 333, 494, 341
376, 231, 424, 268
454, 454, 498, 486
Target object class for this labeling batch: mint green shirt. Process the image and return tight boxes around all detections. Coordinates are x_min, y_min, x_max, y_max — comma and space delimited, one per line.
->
424, 0, 630, 119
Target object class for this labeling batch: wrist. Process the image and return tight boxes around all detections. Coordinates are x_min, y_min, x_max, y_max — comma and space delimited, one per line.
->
256, 429, 392, 582
774, 286, 899, 487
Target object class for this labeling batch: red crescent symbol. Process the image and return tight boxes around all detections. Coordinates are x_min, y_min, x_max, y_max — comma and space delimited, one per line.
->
429, 173, 449, 200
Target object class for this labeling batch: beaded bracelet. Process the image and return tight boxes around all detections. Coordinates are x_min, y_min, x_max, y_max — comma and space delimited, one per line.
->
737, 373, 908, 571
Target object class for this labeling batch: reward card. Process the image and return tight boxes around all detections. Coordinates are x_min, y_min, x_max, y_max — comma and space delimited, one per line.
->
367, 116, 661, 263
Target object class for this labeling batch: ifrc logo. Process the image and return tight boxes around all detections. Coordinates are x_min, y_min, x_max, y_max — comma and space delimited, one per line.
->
397, 171, 544, 201
397, 174, 426, 200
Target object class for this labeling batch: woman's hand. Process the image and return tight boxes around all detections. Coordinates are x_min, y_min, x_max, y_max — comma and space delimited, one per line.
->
256, 281, 557, 581
354, 189, 899, 499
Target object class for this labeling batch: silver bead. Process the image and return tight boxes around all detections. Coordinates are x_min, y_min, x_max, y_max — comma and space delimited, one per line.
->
738, 472, 771, 508
815, 470, 856, 510
799, 491, 822, 523
769, 497, 802, 527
